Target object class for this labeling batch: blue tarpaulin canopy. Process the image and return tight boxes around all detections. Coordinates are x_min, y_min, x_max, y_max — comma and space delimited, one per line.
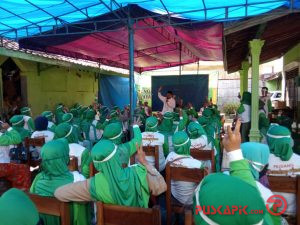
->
0, 0, 299, 40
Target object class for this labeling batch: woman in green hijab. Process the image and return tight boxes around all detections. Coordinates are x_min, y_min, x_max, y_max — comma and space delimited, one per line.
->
142, 116, 168, 171
81, 109, 102, 145
55, 104, 65, 125
70, 108, 83, 130
103, 120, 142, 166
267, 125, 300, 216
165, 131, 207, 205
62, 113, 83, 143
187, 121, 209, 149
0, 188, 41, 225
55, 123, 90, 178
54, 139, 150, 208
42, 111, 56, 132
198, 110, 221, 171
237, 91, 252, 143
30, 139, 90, 225
21, 107, 35, 132
10, 115, 31, 141
259, 100, 270, 144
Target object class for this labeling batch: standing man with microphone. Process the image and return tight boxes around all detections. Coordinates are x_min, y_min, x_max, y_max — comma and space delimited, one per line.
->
158, 86, 176, 114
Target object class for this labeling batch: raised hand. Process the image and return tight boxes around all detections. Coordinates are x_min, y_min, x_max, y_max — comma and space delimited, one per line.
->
132, 117, 142, 127
158, 86, 163, 92
222, 119, 241, 152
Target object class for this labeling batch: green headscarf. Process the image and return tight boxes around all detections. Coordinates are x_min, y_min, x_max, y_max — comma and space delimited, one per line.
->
79, 106, 89, 119
113, 106, 120, 111
197, 116, 214, 145
241, 91, 252, 105
0, 188, 40, 225
42, 111, 54, 121
55, 123, 77, 144
90, 140, 149, 208
158, 112, 174, 134
187, 122, 206, 139
21, 107, 31, 116
10, 115, 31, 141
266, 125, 293, 161
110, 109, 118, 119
103, 122, 123, 145
277, 115, 293, 131
145, 116, 158, 132
86, 109, 95, 121
241, 142, 270, 180
198, 116, 208, 126
72, 103, 80, 109
30, 139, 73, 196
10, 115, 25, 127
202, 108, 213, 118
259, 112, 270, 136
193, 173, 266, 225
55, 104, 64, 124
62, 113, 73, 123
100, 106, 109, 122
172, 131, 191, 155
70, 108, 78, 117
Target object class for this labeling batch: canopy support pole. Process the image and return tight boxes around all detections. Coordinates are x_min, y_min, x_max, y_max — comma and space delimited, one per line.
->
179, 43, 182, 75
128, 17, 135, 125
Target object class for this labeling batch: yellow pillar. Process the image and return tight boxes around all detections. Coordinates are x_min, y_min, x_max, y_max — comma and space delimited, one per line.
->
249, 39, 265, 142
239, 61, 250, 94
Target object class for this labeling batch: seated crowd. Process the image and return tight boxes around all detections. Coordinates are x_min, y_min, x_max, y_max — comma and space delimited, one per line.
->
0, 89, 299, 225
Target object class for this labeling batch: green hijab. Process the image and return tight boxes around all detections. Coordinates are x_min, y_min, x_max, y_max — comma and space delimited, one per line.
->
55, 123, 77, 144
62, 113, 73, 123
55, 104, 64, 124
266, 125, 293, 161
158, 112, 174, 134
42, 111, 54, 122
172, 131, 191, 155
100, 106, 109, 122
90, 140, 149, 208
86, 109, 95, 122
145, 116, 159, 132
21, 107, 31, 116
241, 142, 270, 180
187, 122, 206, 139
197, 116, 214, 145
30, 139, 73, 196
70, 108, 78, 117
0, 188, 40, 225
110, 109, 119, 119
103, 122, 123, 145
202, 108, 213, 118
79, 106, 89, 119
193, 173, 266, 225
241, 91, 252, 106
10, 115, 31, 141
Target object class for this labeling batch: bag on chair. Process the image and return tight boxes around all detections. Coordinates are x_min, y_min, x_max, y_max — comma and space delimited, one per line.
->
146, 164, 167, 196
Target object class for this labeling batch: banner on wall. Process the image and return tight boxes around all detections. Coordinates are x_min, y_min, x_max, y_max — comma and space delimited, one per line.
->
137, 87, 152, 105
99, 74, 137, 109
151, 75, 209, 111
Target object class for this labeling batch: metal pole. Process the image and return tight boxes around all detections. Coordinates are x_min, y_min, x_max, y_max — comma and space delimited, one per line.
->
128, 17, 135, 124
179, 42, 182, 75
